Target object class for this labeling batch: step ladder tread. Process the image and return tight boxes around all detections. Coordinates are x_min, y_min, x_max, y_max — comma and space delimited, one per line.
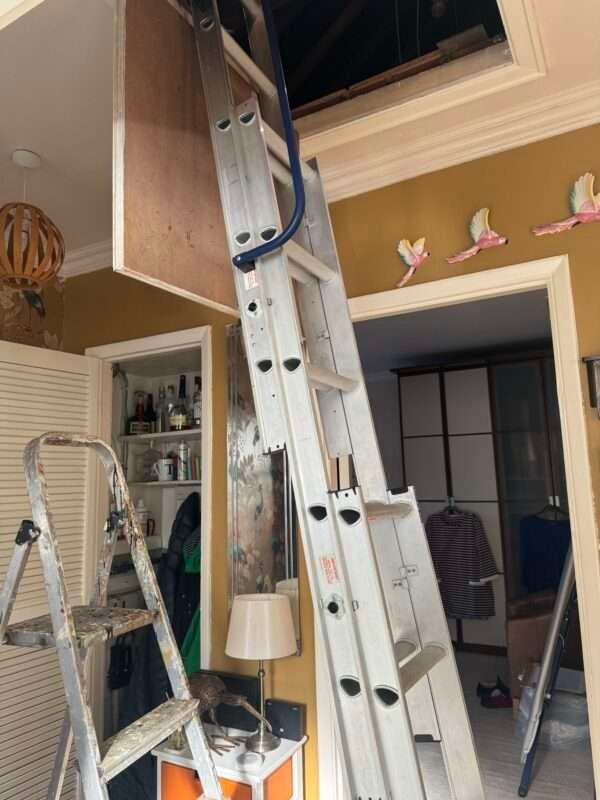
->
3, 606, 156, 649
101, 697, 199, 782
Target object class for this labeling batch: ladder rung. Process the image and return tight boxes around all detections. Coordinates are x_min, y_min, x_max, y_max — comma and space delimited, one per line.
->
306, 364, 357, 394
263, 122, 315, 183
366, 500, 413, 520
3, 606, 156, 649
222, 28, 276, 99
286, 240, 337, 284
394, 639, 418, 663
399, 644, 447, 693
169, 0, 276, 100
101, 698, 199, 782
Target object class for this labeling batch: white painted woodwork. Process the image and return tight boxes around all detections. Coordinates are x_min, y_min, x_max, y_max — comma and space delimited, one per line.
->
0, 340, 106, 800
344, 256, 600, 792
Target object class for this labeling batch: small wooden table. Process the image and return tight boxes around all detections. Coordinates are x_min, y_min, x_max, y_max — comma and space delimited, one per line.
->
153, 726, 306, 800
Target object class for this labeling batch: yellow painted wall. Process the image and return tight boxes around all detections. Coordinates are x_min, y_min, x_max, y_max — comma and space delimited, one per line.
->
62, 122, 600, 799
329, 123, 600, 505
62, 270, 319, 799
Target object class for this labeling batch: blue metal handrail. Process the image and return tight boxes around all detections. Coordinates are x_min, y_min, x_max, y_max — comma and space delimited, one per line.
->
232, 0, 306, 271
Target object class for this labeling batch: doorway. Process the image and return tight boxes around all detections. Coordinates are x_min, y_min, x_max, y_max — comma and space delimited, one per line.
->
86, 326, 213, 739
317, 256, 600, 798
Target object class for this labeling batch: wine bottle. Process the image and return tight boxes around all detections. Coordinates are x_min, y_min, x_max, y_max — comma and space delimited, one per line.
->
192, 376, 202, 428
144, 393, 156, 433
169, 375, 188, 431
165, 384, 176, 432
155, 385, 167, 433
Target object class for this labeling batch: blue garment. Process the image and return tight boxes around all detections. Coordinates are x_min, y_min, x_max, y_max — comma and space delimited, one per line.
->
520, 514, 570, 593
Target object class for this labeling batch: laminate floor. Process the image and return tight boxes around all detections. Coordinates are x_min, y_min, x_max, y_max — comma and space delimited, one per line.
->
418, 652, 595, 799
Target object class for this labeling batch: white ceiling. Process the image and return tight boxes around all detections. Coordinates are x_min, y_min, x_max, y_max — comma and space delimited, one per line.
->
355, 289, 551, 375
0, 0, 112, 254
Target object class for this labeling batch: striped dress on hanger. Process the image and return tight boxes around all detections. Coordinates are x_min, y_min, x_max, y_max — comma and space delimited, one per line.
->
425, 509, 498, 619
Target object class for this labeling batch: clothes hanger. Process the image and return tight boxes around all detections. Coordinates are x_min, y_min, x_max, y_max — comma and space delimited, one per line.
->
533, 496, 569, 521
445, 496, 459, 515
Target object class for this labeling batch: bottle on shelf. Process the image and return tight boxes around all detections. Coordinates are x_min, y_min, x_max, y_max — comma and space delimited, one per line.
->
129, 390, 150, 435
144, 393, 156, 433
165, 384, 177, 432
155, 385, 167, 433
192, 376, 202, 428
169, 375, 189, 431
178, 440, 190, 481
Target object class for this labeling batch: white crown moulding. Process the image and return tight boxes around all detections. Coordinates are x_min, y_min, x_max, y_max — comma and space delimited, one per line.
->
61, 239, 112, 278
319, 78, 600, 202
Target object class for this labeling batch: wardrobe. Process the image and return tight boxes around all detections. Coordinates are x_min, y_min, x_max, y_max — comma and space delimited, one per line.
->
366, 352, 567, 651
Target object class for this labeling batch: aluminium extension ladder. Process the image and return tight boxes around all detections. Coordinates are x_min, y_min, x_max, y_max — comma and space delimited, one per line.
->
0, 433, 223, 800
190, 1, 484, 798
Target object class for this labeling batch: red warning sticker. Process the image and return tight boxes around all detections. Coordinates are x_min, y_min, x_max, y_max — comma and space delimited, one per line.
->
320, 555, 339, 584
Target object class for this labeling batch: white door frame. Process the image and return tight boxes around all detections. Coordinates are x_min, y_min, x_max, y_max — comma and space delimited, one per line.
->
317, 255, 600, 796
86, 326, 215, 670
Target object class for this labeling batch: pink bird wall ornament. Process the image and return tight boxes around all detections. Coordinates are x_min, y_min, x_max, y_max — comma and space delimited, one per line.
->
396, 237, 430, 287
532, 172, 600, 236
446, 208, 508, 264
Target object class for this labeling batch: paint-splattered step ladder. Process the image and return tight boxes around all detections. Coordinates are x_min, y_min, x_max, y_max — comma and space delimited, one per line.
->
190, 0, 485, 797
0, 433, 223, 800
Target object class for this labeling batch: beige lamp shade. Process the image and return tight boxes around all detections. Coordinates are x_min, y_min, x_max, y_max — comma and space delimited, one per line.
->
225, 593, 297, 661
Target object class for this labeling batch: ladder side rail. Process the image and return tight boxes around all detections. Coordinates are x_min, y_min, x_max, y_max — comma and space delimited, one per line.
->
48, 485, 126, 799
238, 0, 283, 134
192, 0, 287, 454
521, 546, 575, 761
23, 437, 108, 800
330, 487, 427, 798
369, 510, 441, 739
47, 700, 76, 800
0, 523, 36, 641
228, 95, 394, 796
231, 96, 426, 799
395, 490, 484, 799
275, 172, 353, 460
302, 160, 389, 502
229, 106, 390, 795
230, 0, 305, 271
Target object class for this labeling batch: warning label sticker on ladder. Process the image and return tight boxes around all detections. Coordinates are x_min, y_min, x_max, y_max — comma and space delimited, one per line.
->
320, 555, 339, 584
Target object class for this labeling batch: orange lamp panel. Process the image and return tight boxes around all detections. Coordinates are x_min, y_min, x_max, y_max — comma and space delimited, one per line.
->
161, 762, 252, 800
264, 758, 293, 800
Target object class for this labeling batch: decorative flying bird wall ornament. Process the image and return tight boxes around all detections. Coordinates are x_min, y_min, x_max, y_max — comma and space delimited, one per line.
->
532, 172, 600, 236
396, 237, 430, 287
446, 208, 508, 264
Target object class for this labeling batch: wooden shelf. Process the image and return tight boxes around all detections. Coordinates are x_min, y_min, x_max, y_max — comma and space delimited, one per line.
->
129, 480, 201, 488
120, 430, 201, 443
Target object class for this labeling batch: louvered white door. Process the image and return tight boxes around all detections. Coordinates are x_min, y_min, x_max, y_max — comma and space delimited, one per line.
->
0, 341, 106, 800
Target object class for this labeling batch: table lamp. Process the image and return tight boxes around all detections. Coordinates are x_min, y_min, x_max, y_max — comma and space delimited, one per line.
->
225, 593, 297, 753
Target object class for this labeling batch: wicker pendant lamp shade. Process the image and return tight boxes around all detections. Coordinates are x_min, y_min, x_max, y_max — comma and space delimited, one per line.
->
0, 201, 65, 289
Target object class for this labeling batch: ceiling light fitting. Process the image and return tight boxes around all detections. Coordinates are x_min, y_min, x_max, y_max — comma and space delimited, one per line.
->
0, 149, 65, 290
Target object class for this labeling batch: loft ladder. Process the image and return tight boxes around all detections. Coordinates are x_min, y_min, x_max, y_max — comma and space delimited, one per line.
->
191, 1, 485, 798
0, 433, 223, 800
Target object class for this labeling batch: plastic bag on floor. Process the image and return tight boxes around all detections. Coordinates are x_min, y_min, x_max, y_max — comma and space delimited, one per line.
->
517, 666, 589, 751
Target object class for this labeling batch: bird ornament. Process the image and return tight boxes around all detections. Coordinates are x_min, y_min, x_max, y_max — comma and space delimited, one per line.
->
446, 208, 508, 264
396, 237, 430, 287
532, 172, 600, 236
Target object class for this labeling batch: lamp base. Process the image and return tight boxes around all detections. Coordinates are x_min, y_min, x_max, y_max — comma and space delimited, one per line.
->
245, 728, 281, 754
